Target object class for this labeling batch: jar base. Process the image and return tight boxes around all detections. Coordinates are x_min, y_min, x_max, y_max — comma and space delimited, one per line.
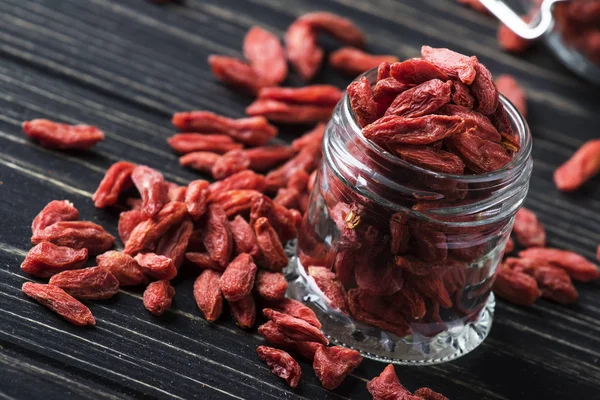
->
285, 244, 494, 366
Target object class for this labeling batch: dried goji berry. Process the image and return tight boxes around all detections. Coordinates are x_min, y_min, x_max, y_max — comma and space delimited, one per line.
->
471, 62, 499, 115
554, 139, 600, 192
22, 282, 95, 326
263, 298, 322, 328
211, 189, 262, 218
31, 221, 115, 255
291, 123, 326, 152
22, 119, 104, 150
172, 112, 277, 146
118, 209, 147, 245
246, 99, 334, 124
367, 364, 416, 400
263, 308, 328, 345
212, 150, 250, 180
186, 252, 223, 271
243, 26, 287, 86
393, 145, 465, 175
21, 242, 88, 278
169, 134, 242, 155
184, 179, 210, 220
390, 58, 449, 84
143, 280, 175, 316
179, 152, 220, 174
256, 346, 301, 388
496, 74, 527, 117
390, 211, 410, 255
498, 17, 533, 54
330, 47, 399, 77
219, 253, 257, 302
421, 46, 478, 85
313, 345, 362, 390
97, 251, 147, 286
229, 215, 261, 258
208, 55, 267, 95
511, 259, 579, 304
493, 264, 541, 305
202, 204, 233, 268
124, 202, 188, 255
273, 188, 300, 211
518, 247, 600, 282
255, 270, 288, 301
208, 170, 266, 200
347, 76, 378, 127
92, 161, 136, 208
254, 217, 288, 271
156, 219, 194, 269
308, 266, 349, 315
445, 132, 511, 173
131, 165, 169, 217
241, 145, 296, 172
285, 20, 323, 81
512, 207, 546, 248
414, 387, 449, 400
49, 266, 119, 300
31, 200, 79, 235
258, 85, 342, 107
451, 80, 475, 108
362, 114, 466, 145
385, 79, 452, 118
193, 269, 223, 321
229, 293, 256, 329
134, 253, 177, 280
250, 195, 299, 242
258, 321, 291, 349
299, 12, 366, 47
439, 104, 501, 142
372, 78, 414, 114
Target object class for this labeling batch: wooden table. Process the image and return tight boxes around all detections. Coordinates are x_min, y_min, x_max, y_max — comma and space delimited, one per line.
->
0, 0, 598, 399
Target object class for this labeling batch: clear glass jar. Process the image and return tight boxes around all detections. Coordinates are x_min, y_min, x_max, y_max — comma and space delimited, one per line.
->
286, 69, 533, 365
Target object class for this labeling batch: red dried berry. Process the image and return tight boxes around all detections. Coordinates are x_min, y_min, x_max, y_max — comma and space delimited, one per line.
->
496, 74, 527, 117
313, 345, 363, 390
255, 270, 288, 301
330, 47, 399, 77
246, 99, 334, 124
131, 165, 169, 217
134, 253, 177, 280
31, 200, 79, 235
118, 209, 147, 245
367, 364, 415, 400
554, 139, 600, 192
184, 179, 210, 220
285, 20, 323, 81
264, 298, 322, 329
143, 280, 175, 316
390, 58, 449, 84
384, 79, 452, 118
243, 27, 287, 86
229, 215, 261, 258
519, 247, 600, 282
48, 266, 119, 300
258, 85, 342, 107
347, 76, 378, 127
493, 264, 541, 305
229, 293, 256, 329
170, 134, 242, 155
21, 242, 88, 278
22, 282, 96, 326
471, 62, 499, 115
156, 219, 194, 269
414, 387, 449, 400
219, 253, 257, 302
256, 346, 301, 388
498, 18, 533, 54
208, 170, 267, 200
186, 252, 224, 271
241, 145, 296, 172
22, 119, 104, 150
308, 266, 349, 315
300, 12, 366, 47
97, 251, 147, 286
291, 123, 326, 152
208, 55, 267, 95
212, 150, 251, 180
92, 161, 136, 208
421, 46, 478, 85
193, 269, 223, 322
31, 221, 115, 255
512, 207, 546, 248
263, 308, 328, 345
254, 217, 288, 272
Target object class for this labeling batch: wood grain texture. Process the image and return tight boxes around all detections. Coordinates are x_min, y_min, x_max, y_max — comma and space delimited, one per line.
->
0, 0, 598, 399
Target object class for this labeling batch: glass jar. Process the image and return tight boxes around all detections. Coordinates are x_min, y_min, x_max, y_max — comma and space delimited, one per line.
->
287, 69, 533, 365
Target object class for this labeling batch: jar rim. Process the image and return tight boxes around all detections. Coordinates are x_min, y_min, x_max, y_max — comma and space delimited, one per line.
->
343, 68, 533, 183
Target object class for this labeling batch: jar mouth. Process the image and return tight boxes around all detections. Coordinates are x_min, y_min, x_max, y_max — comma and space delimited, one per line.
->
344, 68, 533, 184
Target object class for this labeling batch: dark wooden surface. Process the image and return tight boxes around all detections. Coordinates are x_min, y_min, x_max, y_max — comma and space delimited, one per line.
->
0, 0, 599, 399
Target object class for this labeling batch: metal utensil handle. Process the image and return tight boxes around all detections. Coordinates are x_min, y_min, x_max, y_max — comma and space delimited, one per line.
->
479, 0, 569, 40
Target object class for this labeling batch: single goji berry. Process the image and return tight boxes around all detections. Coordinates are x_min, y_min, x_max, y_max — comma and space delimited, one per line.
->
362, 114, 466, 145
313, 345, 362, 390
172, 112, 277, 146
519, 247, 600, 282
229, 293, 256, 329
263, 308, 328, 345
393, 145, 465, 175
243, 26, 287, 86
179, 151, 221, 174
367, 364, 416, 400
390, 211, 410, 255
124, 201, 188, 255
208, 170, 267, 200
299, 12, 366, 47
169, 134, 242, 155
246, 99, 334, 124
256, 346, 302, 388
134, 253, 177, 280
347, 76, 378, 127
229, 215, 261, 258
156, 219, 194, 269
498, 17, 533, 54
118, 209, 147, 245
97, 251, 147, 286
194, 269, 224, 321
493, 263, 541, 305
496, 74, 527, 117
263, 298, 322, 329
219, 253, 257, 302
21, 242, 88, 278
471, 62, 499, 115
22, 119, 104, 150
258, 321, 292, 349
31, 221, 115, 255
385, 79, 452, 118
285, 20, 323, 81
512, 207, 546, 248
420, 46, 478, 85
208, 55, 267, 95
308, 266, 349, 315
390, 58, 449, 84
22, 282, 95, 326
49, 266, 119, 300
212, 150, 251, 180
240, 145, 296, 172
330, 47, 399, 77
439, 104, 501, 142
255, 270, 288, 301
143, 280, 175, 316
92, 161, 136, 208
554, 139, 600, 192
211, 189, 262, 218
184, 179, 210, 220
258, 85, 342, 107
254, 217, 288, 271
445, 131, 511, 173
202, 204, 233, 268
131, 165, 169, 217
414, 387, 449, 400
31, 200, 79, 236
